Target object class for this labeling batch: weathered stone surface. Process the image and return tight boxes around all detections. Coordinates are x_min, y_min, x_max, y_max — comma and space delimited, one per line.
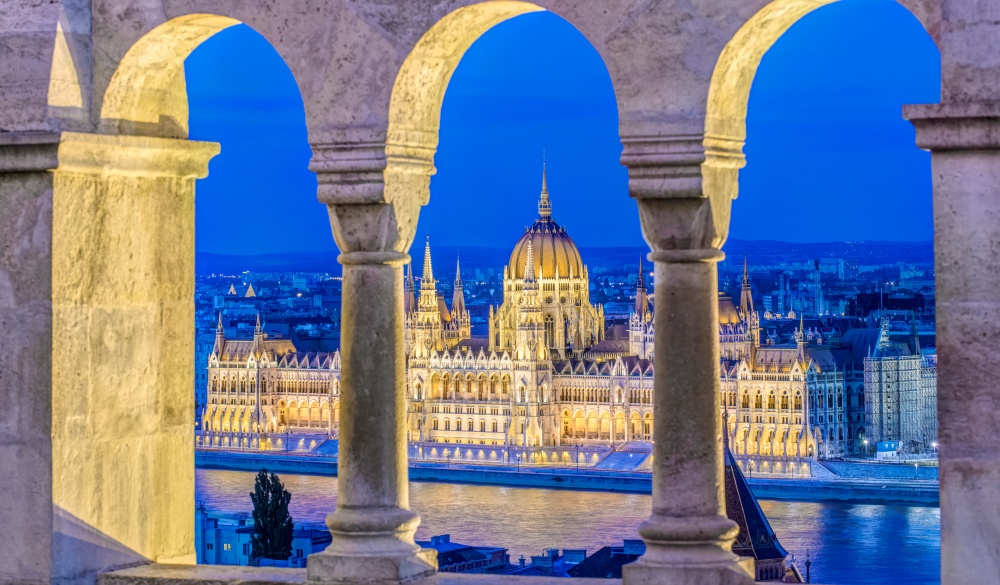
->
0, 2, 991, 585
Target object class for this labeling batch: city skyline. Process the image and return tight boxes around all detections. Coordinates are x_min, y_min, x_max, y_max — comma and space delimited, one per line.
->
186, 0, 939, 256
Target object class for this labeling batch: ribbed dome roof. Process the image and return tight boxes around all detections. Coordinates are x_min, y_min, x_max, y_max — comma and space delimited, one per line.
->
509, 217, 584, 280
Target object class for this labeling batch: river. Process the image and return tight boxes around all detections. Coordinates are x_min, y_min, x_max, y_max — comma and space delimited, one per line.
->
196, 469, 940, 585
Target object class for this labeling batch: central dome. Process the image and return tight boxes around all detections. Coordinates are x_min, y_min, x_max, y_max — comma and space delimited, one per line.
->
508, 217, 584, 280
508, 160, 584, 280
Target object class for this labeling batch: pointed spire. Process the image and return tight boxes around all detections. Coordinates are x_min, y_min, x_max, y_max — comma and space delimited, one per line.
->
255, 312, 262, 333
217, 311, 224, 333
524, 238, 537, 285
739, 257, 754, 317
538, 152, 552, 218
452, 253, 466, 315
421, 235, 435, 288
635, 256, 649, 317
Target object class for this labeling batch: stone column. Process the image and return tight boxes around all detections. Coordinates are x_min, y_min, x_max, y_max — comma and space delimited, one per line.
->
907, 103, 1000, 585
0, 131, 218, 585
621, 135, 753, 585
307, 140, 436, 583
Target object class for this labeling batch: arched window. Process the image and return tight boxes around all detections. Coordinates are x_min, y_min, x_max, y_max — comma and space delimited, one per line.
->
781, 394, 788, 409
432, 419, 439, 430
502, 376, 510, 394
754, 394, 762, 409
444, 420, 451, 431
468, 419, 474, 431
837, 392, 843, 408
491, 421, 498, 433
795, 394, 802, 410
456, 420, 462, 431
741, 393, 750, 409
767, 394, 775, 409
828, 394, 834, 408
480, 420, 486, 432
544, 315, 555, 348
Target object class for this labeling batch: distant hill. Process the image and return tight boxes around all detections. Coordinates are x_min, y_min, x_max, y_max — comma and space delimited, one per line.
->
197, 239, 933, 276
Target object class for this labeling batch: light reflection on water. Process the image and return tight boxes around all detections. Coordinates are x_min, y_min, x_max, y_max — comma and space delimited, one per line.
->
196, 469, 940, 585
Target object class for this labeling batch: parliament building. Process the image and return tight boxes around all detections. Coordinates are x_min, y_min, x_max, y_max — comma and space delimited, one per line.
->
200, 166, 861, 461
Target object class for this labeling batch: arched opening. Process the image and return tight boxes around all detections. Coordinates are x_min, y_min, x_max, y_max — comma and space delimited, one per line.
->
51, 12, 315, 571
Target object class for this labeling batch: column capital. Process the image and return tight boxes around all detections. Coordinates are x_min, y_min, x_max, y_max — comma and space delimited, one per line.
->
905, 102, 1000, 151
311, 137, 431, 262
621, 133, 742, 258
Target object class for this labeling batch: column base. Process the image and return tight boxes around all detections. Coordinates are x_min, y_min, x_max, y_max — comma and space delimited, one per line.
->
623, 515, 754, 585
307, 547, 437, 584
307, 507, 437, 584
623, 557, 755, 585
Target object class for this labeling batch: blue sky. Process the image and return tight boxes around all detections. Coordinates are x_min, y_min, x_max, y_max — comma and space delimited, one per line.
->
185, 0, 939, 255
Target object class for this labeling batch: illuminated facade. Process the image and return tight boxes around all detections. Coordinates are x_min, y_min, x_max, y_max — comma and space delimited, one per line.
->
864, 320, 938, 452
202, 313, 342, 442
405, 166, 651, 449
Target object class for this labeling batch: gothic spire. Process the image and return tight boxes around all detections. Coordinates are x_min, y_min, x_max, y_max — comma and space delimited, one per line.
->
421, 235, 435, 289
797, 311, 807, 362
255, 311, 261, 333
538, 152, 552, 218
524, 238, 537, 285
739, 257, 754, 317
452, 254, 466, 314
217, 311, 224, 333
635, 257, 649, 317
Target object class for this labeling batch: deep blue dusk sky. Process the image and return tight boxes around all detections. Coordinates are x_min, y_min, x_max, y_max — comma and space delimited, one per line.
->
186, 0, 939, 255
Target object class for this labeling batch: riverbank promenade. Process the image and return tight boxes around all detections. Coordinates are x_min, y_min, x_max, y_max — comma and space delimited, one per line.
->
195, 443, 940, 506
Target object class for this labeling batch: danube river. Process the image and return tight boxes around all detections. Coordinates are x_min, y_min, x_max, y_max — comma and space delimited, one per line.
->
196, 469, 940, 585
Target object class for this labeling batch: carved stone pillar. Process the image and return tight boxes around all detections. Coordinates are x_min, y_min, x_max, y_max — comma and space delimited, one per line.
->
620, 135, 753, 585
306, 138, 436, 583
906, 102, 1000, 585
0, 131, 218, 584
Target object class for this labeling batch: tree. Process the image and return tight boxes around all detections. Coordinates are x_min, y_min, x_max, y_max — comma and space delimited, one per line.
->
249, 468, 294, 562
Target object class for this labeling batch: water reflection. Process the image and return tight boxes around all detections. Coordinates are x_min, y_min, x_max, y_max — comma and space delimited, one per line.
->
196, 469, 940, 585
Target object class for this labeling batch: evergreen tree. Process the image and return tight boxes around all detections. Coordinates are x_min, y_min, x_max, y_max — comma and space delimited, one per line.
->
249, 468, 294, 561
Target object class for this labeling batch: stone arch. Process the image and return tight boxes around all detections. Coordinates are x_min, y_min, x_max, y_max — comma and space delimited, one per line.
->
384, 2, 621, 252
704, 0, 938, 204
